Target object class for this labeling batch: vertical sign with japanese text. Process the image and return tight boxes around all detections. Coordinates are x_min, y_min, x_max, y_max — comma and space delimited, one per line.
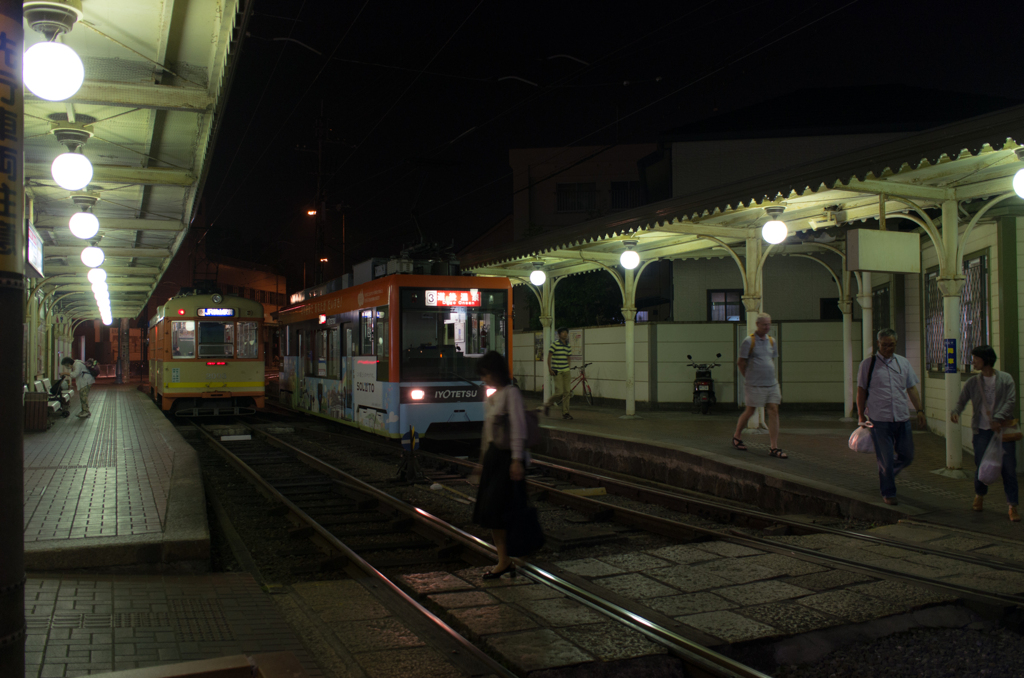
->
944, 338, 957, 374
0, 10, 20, 277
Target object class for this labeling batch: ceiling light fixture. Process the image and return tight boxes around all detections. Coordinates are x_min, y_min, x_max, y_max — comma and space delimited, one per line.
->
23, 1, 85, 102
49, 120, 94, 190
80, 245, 103, 268
86, 267, 105, 284
68, 192, 99, 239
529, 262, 546, 286
1013, 148, 1024, 199
619, 240, 640, 269
761, 206, 788, 244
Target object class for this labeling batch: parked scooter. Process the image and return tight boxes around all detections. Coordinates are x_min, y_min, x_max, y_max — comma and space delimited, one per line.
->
686, 354, 722, 414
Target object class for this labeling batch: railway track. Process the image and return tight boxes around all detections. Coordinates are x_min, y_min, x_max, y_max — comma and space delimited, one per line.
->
193, 421, 775, 678
272, 422, 1024, 609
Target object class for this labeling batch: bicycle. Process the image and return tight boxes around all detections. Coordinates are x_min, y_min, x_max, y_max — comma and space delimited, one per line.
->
569, 362, 594, 405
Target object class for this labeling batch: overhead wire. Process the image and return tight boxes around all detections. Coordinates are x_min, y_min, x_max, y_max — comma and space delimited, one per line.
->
206, 0, 309, 214
208, 0, 373, 229
342, 0, 862, 246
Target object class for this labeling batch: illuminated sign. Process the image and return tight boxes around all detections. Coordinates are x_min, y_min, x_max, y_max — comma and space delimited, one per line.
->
197, 308, 235, 317
318, 314, 327, 324
26, 221, 43, 278
425, 289, 480, 307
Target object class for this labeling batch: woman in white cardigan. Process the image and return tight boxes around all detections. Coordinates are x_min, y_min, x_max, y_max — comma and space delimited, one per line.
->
473, 351, 527, 578
951, 345, 1019, 521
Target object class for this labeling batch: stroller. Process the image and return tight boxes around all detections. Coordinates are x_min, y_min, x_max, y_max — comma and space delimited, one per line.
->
48, 375, 71, 418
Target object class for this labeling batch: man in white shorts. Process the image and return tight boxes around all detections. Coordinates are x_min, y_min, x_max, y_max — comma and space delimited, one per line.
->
732, 312, 786, 458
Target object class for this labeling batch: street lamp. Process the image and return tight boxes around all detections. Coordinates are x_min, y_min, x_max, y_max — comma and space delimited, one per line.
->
23, 1, 86, 102
620, 240, 640, 269
529, 262, 546, 286
761, 206, 788, 244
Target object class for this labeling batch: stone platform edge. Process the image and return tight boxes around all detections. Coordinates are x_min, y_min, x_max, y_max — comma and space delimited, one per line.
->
541, 426, 916, 524
25, 390, 210, 571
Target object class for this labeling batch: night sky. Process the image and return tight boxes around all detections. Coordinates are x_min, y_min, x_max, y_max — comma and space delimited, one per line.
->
199, 0, 1022, 289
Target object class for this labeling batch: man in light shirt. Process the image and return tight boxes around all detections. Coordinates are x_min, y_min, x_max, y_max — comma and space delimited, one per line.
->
732, 313, 786, 458
857, 328, 925, 506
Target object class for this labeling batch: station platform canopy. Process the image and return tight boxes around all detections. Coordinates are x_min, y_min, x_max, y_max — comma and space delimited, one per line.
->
463, 103, 1024, 282
25, 0, 249, 321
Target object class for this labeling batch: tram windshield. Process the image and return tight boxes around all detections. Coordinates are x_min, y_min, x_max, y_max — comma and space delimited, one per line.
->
198, 321, 234, 357
400, 288, 507, 381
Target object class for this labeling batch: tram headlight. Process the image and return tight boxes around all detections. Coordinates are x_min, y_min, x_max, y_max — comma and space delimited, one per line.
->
410, 389, 425, 400
486, 388, 496, 397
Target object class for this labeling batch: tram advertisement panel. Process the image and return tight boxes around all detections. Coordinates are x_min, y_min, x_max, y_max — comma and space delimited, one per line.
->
353, 358, 398, 436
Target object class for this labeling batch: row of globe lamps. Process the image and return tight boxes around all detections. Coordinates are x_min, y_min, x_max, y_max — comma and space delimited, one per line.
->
22, 2, 107, 322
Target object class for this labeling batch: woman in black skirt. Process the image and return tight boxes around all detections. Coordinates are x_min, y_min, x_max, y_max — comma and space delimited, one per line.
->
472, 351, 527, 579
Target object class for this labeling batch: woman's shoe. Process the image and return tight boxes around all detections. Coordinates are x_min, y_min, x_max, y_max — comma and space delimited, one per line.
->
973, 495, 984, 512
482, 563, 517, 580
1010, 505, 1020, 522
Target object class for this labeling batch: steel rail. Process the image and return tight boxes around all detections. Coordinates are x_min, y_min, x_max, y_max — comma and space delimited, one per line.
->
191, 424, 518, 678
525, 454, 1024, 574
239, 423, 773, 678
405, 450, 1024, 608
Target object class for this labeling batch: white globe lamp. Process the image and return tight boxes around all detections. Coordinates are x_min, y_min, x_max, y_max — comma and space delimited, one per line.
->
51, 152, 93, 190
69, 211, 99, 239
620, 240, 640, 270
23, 42, 84, 101
530, 268, 546, 286
87, 268, 106, 284
91, 280, 107, 294
761, 206, 788, 244
80, 246, 104, 267
1014, 169, 1024, 199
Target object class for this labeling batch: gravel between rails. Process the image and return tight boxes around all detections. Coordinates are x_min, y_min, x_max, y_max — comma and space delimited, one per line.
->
775, 626, 1024, 678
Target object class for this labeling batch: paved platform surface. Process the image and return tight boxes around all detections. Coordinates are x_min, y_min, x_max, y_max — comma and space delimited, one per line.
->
525, 398, 1024, 541
24, 573, 322, 678
23, 384, 209, 569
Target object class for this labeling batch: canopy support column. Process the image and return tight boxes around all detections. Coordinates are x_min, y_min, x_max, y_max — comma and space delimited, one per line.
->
742, 234, 765, 432
621, 266, 640, 419
937, 200, 968, 478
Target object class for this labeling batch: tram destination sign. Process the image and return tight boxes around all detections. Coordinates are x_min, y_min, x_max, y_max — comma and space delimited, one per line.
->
198, 308, 235, 317
425, 289, 481, 307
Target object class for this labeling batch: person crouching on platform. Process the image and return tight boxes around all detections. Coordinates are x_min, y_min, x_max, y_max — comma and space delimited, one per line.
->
732, 313, 786, 458
474, 350, 527, 579
60, 356, 95, 418
857, 328, 925, 506
950, 345, 1020, 522
543, 327, 573, 420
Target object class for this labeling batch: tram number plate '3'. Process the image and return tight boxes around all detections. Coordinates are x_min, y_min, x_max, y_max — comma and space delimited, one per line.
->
698, 384, 709, 390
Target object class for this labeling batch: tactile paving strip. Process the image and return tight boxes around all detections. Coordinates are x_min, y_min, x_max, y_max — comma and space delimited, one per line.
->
87, 393, 118, 468
25, 600, 234, 641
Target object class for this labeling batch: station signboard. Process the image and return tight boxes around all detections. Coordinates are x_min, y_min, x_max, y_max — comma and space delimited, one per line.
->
425, 289, 481, 307
26, 220, 42, 278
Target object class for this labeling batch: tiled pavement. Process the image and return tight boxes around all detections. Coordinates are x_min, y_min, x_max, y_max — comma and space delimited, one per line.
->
24, 385, 174, 543
24, 573, 322, 678
526, 398, 1024, 541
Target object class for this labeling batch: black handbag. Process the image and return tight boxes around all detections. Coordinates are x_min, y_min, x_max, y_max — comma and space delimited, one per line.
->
503, 481, 545, 557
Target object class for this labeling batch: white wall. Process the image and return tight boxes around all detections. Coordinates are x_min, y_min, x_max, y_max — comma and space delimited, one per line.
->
781, 321, 862, 403
657, 323, 736, 404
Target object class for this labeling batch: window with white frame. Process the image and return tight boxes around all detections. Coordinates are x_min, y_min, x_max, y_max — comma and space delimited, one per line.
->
924, 254, 988, 372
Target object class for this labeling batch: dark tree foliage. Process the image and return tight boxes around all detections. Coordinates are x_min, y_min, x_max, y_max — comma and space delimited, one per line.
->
524, 270, 624, 331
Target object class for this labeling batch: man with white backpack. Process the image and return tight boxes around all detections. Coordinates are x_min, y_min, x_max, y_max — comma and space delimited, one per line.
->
950, 345, 1020, 522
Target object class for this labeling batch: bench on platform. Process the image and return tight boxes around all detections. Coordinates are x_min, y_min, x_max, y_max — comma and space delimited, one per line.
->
33, 381, 61, 413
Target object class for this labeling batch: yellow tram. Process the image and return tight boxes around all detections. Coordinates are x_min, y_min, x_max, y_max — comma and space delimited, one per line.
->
149, 292, 265, 416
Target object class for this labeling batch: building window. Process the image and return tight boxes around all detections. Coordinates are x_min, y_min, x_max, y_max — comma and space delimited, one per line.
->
707, 289, 743, 322
556, 182, 597, 212
873, 284, 891, 332
610, 181, 644, 210
924, 254, 989, 372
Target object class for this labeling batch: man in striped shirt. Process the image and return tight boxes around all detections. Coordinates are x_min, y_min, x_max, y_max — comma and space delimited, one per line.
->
544, 327, 573, 419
